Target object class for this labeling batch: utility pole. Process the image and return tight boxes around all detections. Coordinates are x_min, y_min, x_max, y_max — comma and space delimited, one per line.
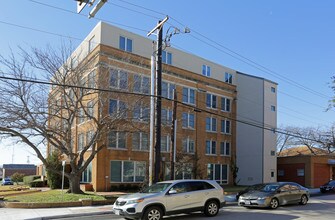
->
147, 16, 169, 183
170, 89, 177, 180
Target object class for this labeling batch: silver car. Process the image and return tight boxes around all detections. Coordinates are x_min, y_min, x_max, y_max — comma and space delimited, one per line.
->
238, 182, 309, 209
113, 179, 226, 220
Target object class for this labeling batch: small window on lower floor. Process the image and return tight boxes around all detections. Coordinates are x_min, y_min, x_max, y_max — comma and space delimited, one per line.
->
278, 170, 284, 176
297, 169, 304, 177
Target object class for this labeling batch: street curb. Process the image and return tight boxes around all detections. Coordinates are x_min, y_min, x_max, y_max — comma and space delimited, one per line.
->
26, 210, 115, 220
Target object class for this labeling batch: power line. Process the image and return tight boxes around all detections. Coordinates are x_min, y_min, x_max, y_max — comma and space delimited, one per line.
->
0, 75, 329, 143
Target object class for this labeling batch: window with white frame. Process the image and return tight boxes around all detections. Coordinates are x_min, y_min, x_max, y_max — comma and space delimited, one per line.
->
182, 112, 195, 129
87, 101, 94, 119
132, 132, 149, 151
110, 69, 128, 90
220, 142, 230, 156
175, 163, 193, 180
87, 71, 96, 88
207, 164, 228, 184
78, 133, 84, 151
162, 50, 172, 65
109, 99, 127, 118
161, 135, 170, 152
110, 160, 146, 182
119, 36, 133, 52
205, 140, 216, 155
182, 138, 195, 154
78, 107, 85, 124
221, 97, 231, 112
133, 74, 150, 94
225, 72, 233, 84
133, 103, 149, 122
271, 105, 276, 112
221, 120, 231, 134
297, 169, 304, 177
161, 109, 172, 125
182, 87, 195, 105
206, 117, 217, 132
108, 131, 126, 149
206, 93, 217, 109
81, 162, 92, 183
162, 81, 176, 99
202, 64, 211, 77
88, 35, 97, 53
86, 130, 94, 150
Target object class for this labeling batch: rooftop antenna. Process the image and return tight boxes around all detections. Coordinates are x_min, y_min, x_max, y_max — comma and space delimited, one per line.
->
27, 156, 30, 164
11, 147, 14, 164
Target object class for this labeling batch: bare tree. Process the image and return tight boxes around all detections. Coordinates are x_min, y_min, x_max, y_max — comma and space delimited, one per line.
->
276, 125, 295, 155
0, 44, 145, 193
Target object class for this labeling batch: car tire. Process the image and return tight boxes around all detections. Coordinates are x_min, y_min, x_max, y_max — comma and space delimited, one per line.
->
269, 198, 279, 209
204, 200, 219, 217
143, 206, 162, 220
299, 195, 308, 205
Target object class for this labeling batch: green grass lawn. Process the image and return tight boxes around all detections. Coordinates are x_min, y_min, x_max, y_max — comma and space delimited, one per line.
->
5, 190, 107, 203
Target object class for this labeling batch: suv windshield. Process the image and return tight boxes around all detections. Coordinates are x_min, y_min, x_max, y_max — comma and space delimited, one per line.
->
141, 183, 172, 193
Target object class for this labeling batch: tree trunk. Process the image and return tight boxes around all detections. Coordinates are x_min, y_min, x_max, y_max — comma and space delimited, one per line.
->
68, 174, 83, 194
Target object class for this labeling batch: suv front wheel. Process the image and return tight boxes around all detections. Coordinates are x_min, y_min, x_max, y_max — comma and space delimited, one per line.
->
143, 206, 163, 220
204, 200, 219, 217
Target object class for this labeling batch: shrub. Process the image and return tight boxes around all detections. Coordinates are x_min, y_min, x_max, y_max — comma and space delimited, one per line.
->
11, 172, 25, 184
46, 151, 63, 189
30, 179, 47, 187
23, 175, 40, 185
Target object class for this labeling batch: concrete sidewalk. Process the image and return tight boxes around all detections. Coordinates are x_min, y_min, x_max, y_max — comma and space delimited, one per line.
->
0, 188, 322, 220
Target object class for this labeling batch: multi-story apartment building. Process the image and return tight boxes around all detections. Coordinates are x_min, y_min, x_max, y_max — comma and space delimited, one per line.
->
236, 72, 277, 185
48, 21, 276, 191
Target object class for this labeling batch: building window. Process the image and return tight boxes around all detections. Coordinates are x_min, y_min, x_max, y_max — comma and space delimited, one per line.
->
225, 72, 233, 84
221, 120, 231, 134
161, 109, 172, 125
206, 117, 217, 132
182, 87, 195, 105
81, 162, 92, 183
271, 150, 276, 156
132, 132, 149, 151
109, 99, 127, 118
202, 65, 211, 77
110, 69, 128, 90
86, 130, 94, 150
278, 170, 284, 176
87, 101, 94, 119
271, 105, 276, 112
133, 104, 149, 122
206, 93, 217, 109
78, 107, 85, 124
162, 50, 172, 65
206, 140, 216, 155
108, 131, 126, 149
133, 74, 150, 94
175, 163, 193, 180
110, 160, 146, 182
182, 138, 195, 154
207, 164, 228, 184
221, 97, 231, 112
87, 71, 96, 89
119, 36, 132, 52
297, 169, 305, 177
162, 81, 176, 99
88, 35, 97, 53
271, 171, 275, 178
78, 133, 84, 151
220, 142, 230, 156
182, 112, 195, 129
271, 87, 276, 93
161, 135, 170, 152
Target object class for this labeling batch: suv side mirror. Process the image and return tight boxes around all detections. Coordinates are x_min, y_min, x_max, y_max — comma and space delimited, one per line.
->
168, 189, 177, 195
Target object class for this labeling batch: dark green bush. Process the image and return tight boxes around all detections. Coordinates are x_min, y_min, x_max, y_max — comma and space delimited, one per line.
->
29, 179, 47, 187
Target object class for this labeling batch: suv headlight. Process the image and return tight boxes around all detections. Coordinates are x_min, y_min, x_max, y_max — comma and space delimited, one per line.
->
127, 198, 145, 204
